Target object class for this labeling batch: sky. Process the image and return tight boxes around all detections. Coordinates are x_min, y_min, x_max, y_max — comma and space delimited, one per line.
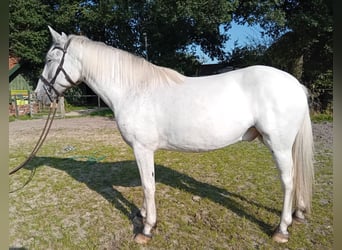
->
196, 21, 273, 64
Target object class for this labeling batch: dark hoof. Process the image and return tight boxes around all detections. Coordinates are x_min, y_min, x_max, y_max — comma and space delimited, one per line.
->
134, 233, 152, 244
272, 227, 289, 243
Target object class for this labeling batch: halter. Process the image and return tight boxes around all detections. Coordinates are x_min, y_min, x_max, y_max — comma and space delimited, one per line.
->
39, 38, 78, 102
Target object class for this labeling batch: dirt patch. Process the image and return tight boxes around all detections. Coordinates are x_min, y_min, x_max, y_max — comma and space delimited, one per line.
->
9, 117, 118, 149
312, 122, 333, 151
10, 116, 117, 135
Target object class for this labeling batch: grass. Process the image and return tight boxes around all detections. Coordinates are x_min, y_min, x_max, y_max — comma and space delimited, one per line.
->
9, 119, 333, 249
9, 114, 34, 122
311, 111, 333, 122
89, 107, 114, 118
65, 104, 93, 112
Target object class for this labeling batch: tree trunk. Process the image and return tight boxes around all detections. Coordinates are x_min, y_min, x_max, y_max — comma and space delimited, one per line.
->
290, 54, 304, 80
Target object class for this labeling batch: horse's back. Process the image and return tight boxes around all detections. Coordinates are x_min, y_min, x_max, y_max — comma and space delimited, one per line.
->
183, 65, 308, 117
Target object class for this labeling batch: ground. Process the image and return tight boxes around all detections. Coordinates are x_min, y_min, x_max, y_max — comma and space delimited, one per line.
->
9, 116, 333, 249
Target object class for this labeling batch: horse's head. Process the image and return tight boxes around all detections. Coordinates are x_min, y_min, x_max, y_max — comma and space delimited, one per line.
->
35, 26, 82, 104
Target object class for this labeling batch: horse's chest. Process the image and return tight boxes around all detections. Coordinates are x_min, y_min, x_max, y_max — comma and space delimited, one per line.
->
116, 113, 160, 149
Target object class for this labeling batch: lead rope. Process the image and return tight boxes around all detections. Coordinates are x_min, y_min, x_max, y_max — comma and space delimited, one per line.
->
9, 101, 58, 176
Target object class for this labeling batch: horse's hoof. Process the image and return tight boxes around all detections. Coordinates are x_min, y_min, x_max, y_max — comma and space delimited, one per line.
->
272, 228, 289, 243
134, 233, 152, 244
292, 214, 307, 225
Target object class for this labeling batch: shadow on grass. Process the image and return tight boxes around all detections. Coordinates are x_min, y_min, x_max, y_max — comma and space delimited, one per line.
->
26, 157, 278, 237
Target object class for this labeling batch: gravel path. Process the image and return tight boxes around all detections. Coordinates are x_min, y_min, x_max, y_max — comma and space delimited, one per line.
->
9, 117, 117, 149
312, 121, 333, 151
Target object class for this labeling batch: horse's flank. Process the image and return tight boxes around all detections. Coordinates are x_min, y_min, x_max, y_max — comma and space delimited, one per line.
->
69, 35, 185, 89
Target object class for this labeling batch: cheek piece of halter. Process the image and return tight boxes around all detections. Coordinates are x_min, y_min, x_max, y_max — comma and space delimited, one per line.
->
39, 38, 78, 102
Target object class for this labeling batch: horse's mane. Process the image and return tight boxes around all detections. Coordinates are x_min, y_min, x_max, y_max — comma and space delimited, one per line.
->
68, 35, 185, 89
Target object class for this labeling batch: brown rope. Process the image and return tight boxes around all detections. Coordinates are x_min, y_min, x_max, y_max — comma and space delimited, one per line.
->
9, 101, 57, 175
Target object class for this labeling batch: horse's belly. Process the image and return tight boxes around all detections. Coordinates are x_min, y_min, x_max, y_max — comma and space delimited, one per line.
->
159, 117, 252, 152
155, 84, 254, 152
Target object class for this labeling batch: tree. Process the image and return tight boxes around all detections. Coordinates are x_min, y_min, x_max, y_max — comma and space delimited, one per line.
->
75, 0, 238, 74
10, 0, 237, 79
227, 42, 269, 69
9, 0, 50, 81
9, 0, 87, 83
234, 0, 333, 111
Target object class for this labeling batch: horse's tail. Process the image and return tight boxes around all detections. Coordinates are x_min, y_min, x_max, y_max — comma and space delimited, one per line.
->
292, 107, 314, 214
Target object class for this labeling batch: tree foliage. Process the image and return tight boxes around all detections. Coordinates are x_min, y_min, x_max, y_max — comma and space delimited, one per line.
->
10, 0, 236, 79
10, 0, 49, 80
232, 0, 333, 111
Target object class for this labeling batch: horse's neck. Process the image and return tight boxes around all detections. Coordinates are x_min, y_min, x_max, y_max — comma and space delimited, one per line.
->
80, 46, 136, 112
79, 58, 123, 113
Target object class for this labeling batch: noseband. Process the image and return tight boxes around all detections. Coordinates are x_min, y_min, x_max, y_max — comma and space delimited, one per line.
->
39, 38, 78, 102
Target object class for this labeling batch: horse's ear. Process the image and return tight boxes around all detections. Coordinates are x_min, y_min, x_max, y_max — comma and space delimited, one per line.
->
61, 32, 68, 40
48, 26, 67, 44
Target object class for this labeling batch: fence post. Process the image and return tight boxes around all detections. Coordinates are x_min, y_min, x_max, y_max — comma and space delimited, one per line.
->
29, 91, 33, 118
14, 95, 18, 117
58, 96, 65, 118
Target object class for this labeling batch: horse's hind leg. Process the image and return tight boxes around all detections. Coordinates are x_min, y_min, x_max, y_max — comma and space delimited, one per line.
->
292, 200, 307, 224
271, 149, 294, 243
261, 132, 295, 243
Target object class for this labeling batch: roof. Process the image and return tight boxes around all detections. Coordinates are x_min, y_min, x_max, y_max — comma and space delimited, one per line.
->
10, 74, 31, 91
9, 56, 19, 70
9, 56, 23, 82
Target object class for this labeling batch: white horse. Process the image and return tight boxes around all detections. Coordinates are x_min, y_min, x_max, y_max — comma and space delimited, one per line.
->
35, 27, 314, 244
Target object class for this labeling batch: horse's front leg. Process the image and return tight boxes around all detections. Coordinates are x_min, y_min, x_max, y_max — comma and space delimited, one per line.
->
133, 145, 156, 244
